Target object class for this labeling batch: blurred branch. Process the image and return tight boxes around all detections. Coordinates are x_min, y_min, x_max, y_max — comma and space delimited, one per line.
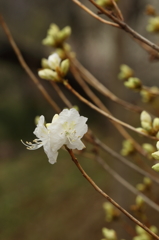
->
71, 57, 143, 114
69, 60, 147, 157
63, 81, 158, 140
65, 146, 159, 240
71, 0, 120, 27
88, 0, 159, 53
110, 0, 124, 21
96, 155, 159, 212
0, 15, 61, 113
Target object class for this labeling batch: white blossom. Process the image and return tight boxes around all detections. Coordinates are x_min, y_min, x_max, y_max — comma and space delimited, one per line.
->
48, 53, 61, 70
22, 108, 88, 164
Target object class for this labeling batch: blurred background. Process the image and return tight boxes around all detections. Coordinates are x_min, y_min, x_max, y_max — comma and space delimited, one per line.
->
0, 0, 159, 239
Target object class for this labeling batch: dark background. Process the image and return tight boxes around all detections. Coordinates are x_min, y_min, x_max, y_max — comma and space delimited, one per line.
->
0, 0, 159, 239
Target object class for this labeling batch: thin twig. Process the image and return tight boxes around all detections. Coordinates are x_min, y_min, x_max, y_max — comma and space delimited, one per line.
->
72, 0, 120, 28
93, 137, 159, 185
70, 60, 147, 157
50, 82, 72, 108
64, 81, 157, 140
89, 0, 159, 53
110, 0, 124, 21
72, 57, 143, 114
0, 15, 60, 113
65, 146, 159, 240
96, 155, 159, 212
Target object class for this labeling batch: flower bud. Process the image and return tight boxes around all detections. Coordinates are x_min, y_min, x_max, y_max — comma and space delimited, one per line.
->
152, 163, 159, 171
124, 78, 141, 90
140, 111, 152, 124
57, 26, 72, 42
42, 35, 55, 46
136, 225, 146, 235
136, 128, 148, 135
136, 183, 145, 192
102, 228, 117, 240
136, 195, 144, 208
140, 90, 153, 103
48, 53, 61, 70
153, 118, 159, 132
143, 177, 152, 187
151, 151, 159, 160
141, 121, 152, 132
47, 24, 59, 36
38, 69, 59, 81
96, 0, 118, 8
147, 16, 159, 32
60, 59, 70, 76
118, 64, 134, 80
41, 58, 50, 69
142, 143, 155, 155
150, 226, 158, 234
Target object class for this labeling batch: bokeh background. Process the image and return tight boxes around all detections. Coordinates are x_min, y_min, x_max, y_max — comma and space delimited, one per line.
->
1, 0, 159, 239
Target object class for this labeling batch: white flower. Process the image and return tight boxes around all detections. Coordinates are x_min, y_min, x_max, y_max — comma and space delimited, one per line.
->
22, 108, 88, 164
48, 53, 61, 70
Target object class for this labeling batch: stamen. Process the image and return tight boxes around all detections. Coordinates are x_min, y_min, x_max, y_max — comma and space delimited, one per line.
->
21, 139, 43, 150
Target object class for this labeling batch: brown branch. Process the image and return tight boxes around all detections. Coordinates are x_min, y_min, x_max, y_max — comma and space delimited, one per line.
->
110, 0, 124, 21
69, 60, 147, 157
65, 146, 159, 240
72, 0, 120, 28
92, 136, 159, 185
64, 81, 157, 140
72, 57, 143, 114
89, 0, 159, 53
50, 82, 72, 108
96, 155, 159, 213
0, 14, 61, 113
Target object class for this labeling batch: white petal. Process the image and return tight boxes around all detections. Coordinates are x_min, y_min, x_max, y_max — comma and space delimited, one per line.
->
66, 139, 85, 150
48, 53, 61, 70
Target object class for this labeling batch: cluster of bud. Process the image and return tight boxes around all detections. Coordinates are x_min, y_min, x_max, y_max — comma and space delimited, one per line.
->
137, 111, 159, 137
136, 177, 152, 192
103, 202, 120, 222
38, 53, 70, 82
118, 64, 134, 81
140, 86, 159, 103
142, 143, 155, 159
120, 139, 134, 156
101, 228, 117, 240
133, 225, 158, 240
42, 23, 71, 47
146, 16, 159, 33
96, 0, 118, 9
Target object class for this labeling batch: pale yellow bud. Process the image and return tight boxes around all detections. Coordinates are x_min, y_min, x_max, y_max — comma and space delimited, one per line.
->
57, 26, 72, 42
38, 69, 59, 81
147, 16, 159, 32
42, 35, 55, 46
136, 195, 144, 208
150, 226, 158, 234
143, 177, 152, 187
136, 183, 145, 192
41, 58, 50, 69
124, 78, 141, 89
102, 228, 117, 240
151, 151, 159, 160
152, 163, 159, 171
153, 118, 159, 132
136, 128, 148, 135
142, 143, 155, 154
140, 111, 152, 124
136, 225, 146, 235
60, 59, 70, 76
141, 121, 152, 132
